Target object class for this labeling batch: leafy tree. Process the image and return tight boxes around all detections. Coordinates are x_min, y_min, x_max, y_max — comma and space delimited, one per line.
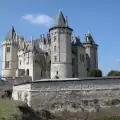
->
107, 70, 120, 76
88, 69, 102, 77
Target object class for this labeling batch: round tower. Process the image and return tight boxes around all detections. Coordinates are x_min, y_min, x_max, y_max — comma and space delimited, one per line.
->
49, 11, 73, 78
1, 26, 18, 77
83, 32, 98, 72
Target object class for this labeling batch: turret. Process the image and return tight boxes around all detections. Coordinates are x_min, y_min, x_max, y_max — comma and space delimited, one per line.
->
49, 11, 73, 78
83, 32, 98, 72
1, 26, 18, 77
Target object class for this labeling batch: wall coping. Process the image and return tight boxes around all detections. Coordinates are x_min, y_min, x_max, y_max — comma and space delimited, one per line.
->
14, 76, 120, 86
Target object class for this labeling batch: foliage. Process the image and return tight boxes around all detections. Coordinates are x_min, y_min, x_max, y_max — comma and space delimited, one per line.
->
1, 89, 12, 99
107, 70, 120, 76
54, 75, 59, 79
88, 69, 102, 77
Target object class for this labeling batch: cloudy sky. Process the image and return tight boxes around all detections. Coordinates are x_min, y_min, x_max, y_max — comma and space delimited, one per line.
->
0, 0, 120, 75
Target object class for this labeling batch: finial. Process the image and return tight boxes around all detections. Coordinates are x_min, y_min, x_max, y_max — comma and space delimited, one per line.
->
40, 34, 42, 38
16, 33, 17, 41
65, 16, 68, 27
31, 36, 33, 43
77, 36, 80, 40
66, 16, 68, 20
59, 9, 62, 12
88, 30, 90, 34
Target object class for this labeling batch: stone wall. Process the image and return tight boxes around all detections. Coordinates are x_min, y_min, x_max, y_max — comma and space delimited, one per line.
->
12, 77, 120, 112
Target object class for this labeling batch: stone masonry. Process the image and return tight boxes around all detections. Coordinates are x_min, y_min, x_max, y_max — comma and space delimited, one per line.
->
12, 77, 120, 112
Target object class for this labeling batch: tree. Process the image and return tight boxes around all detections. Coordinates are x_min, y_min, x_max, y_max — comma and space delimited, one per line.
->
88, 69, 102, 77
107, 70, 120, 76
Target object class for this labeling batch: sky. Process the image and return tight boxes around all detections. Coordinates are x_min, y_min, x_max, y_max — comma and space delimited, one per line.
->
0, 0, 120, 76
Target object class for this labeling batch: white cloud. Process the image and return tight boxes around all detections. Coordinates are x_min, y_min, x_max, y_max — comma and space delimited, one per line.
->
22, 14, 54, 27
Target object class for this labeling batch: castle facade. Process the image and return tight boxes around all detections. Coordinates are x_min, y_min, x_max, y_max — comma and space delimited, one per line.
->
1, 11, 98, 80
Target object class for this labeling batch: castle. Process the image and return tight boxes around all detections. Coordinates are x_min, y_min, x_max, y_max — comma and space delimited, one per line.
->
1, 11, 98, 80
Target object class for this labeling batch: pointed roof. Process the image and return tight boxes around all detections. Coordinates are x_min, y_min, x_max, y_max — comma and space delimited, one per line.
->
6, 26, 16, 40
83, 32, 97, 46
55, 10, 66, 27
72, 36, 83, 47
49, 11, 73, 31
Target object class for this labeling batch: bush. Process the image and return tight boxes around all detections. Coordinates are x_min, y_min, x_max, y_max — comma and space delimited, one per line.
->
107, 70, 120, 76
1, 89, 12, 99
88, 69, 102, 77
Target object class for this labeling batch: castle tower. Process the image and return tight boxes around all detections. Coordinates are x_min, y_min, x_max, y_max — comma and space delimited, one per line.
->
83, 32, 98, 72
1, 26, 18, 77
49, 11, 73, 78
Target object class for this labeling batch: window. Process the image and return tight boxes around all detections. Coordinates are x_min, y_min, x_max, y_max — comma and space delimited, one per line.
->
6, 47, 10, 52
26, 69, 29, 76
54, 36, 56, 42
20, 60, 21, 65
80, 54, 84, 62
41, 70, 43, 77
5, 61, 9, 68
54, 56, 57, 62
54, 46, 56, 52
80, 54, 82, 61
82, 55, 84, 62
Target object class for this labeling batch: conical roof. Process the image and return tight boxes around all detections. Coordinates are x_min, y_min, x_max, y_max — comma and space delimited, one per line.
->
6, 26, 16, 40
55, 10, 66, 27
83, 32, 96, 45
49, 10, 73, 31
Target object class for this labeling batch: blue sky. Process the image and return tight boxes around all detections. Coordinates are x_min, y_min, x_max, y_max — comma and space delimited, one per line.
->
0, 0, 120, 75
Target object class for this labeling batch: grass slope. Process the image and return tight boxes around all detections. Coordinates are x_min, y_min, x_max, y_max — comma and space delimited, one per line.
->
0, 100, 41, 120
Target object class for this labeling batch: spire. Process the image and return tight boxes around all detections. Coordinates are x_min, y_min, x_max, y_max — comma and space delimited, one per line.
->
6, 26, 16, 40
55, 10, 66, 27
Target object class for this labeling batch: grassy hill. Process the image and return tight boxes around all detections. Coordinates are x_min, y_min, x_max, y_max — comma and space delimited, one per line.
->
0, 100, 120, 120
0, 100, 42, 120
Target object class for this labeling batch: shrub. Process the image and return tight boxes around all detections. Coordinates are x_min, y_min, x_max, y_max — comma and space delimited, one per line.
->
88, 69, 102, 77
1, 89, 12, 99
107, 70, 120, 76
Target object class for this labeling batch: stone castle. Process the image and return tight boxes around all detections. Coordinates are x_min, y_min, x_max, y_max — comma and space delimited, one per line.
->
1, 11, 98, 80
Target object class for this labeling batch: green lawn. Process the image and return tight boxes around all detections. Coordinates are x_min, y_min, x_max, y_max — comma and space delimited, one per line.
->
0, 100, 41, 120
0, 100, 23, 119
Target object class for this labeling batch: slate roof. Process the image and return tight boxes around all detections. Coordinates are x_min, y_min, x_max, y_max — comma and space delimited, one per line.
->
72, 36, 83, 46
83, 32, 97, 45
54, 10, 66, 27
49, 11, 73, 31
6, 26, 16, 40
34, 39, 46, 54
